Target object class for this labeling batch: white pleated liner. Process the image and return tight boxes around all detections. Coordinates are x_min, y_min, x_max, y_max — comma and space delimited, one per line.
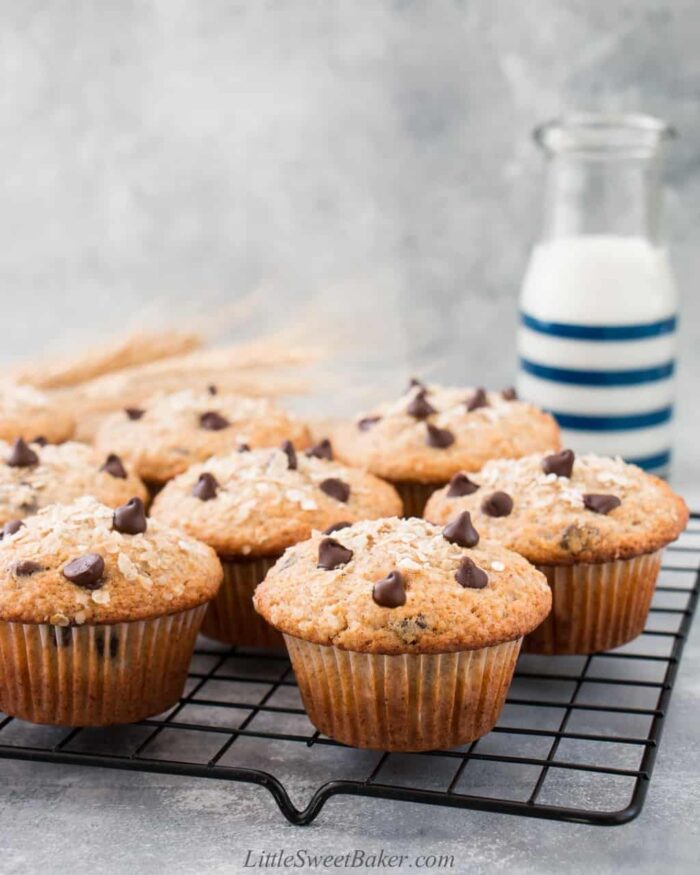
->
524, 550, 663, 655
393, 481, 441, 518
0, 604, 207, 726
285, 636, 522, 752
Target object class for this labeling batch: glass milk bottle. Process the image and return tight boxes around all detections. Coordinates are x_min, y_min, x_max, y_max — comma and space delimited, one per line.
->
517, 114, 678, 475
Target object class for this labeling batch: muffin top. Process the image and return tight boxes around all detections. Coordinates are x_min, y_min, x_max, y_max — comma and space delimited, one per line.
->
330, 382, 560, 483
254, 516, 551, 654
151, 442, 403, 556
0, 381, 74, 444
94, 388, 310, 483
0, 439, 148, 526
424, 451, 689, 565
0, 496, 222, 625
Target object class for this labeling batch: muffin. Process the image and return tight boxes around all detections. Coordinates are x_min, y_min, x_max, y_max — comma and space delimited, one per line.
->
0, 496, 222, 725
151, 441, 402, 648
0, 381, 74, 444
425, 451, 689, 654
254, 516, 551, 751
94, 388, 310, 491
331, 382, 560, 516
0, 439, 148, 527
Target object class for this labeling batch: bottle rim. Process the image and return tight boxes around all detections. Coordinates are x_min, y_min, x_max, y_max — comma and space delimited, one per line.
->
534, 113, 676, 157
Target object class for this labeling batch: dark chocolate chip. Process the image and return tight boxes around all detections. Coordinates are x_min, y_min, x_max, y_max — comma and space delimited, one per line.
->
125, 407, 144, 421
455, 557, 489, 589
62, 553, 105, 590
1, 519, 24, 539
199, 411, 230, 431
323, 521, 352, 535
372, 570, 407, 608
466, 388, 489, 411
542, 449, 575, 478
281, 440, 297, 470
317, 537, 353, 570
408, 377, 425, 391
501, 387, 517, 401
447, 472, 480, 497
14, 560, 44, 576
207, 384, 218, 395
358, 416, 381, 431
192, 472, 219, 501
113, 497, 147, 535
442, 511, 480, 548
306, 438, 333, 461
238, 443, 251, 453
51, 626, 72, 648
95, 629, 119, 659
426, 423, 455, 449
583, 493, 622, 515
5, 438, 39, 468
32, 435, 48, 447
407, 389, 436, 420
100, 453, 127, 479
319, 477, 350, 503
481, 491, 514, 517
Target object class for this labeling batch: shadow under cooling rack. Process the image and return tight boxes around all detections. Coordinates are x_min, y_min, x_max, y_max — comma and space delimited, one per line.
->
0, 514, 698, 826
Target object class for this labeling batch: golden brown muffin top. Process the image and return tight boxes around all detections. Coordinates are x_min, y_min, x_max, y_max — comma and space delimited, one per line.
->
0, 381, 74, 444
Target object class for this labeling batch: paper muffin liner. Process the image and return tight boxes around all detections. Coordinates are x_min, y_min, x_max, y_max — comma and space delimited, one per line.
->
392, 481, 442, 518
201, 555, 285, 649
524, 550, 663, 655
0, 604, 207, 726
285, 635, 521, 751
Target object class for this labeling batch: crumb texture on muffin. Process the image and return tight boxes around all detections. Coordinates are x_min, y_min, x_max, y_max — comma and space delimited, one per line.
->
0, 381, 74, 444
425, 452, 689, 565
94, 389, 310, 483
254, 517, 551, 654
0, 440, 147, 525
151, 446, 402, 555
0, 497, 222, 625
331, 383, 560, 483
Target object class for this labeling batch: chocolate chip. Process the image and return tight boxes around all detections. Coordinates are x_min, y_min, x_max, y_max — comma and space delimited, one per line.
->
199, 411, 230, 431
455, 557, 489, 589
407, 389, 436, 420
306, 439, 333, 461
323, 521, 352, 535
542, 449, 575, 478
372, 570, 406, 608
125, 407, 144, 421
100, 453, 127, 479
5, 438, 39, 468
466, 388, 489, 411
281, 440, 297, 470
192, 472, 219, 501
426, 424, 455, 449
14, 560, 43, 576
51, 626, 72, 648
95, 630, 119, 659
442, 511, 480, 548
447, 472, 480, 497
319, 478, 350, 503
358, 416, 381, 432
62, 553, 105, 590
408, 377, 425, 391
207, 384, 218, 395
501, 387, 517, 401
583, 493, 622, 515
481, 491, 514, 517
113, 497, 147, 535
238, 443, 251, 453
32, 435, 48, 447
317, 537, 353, 570
1, 519, 24, 539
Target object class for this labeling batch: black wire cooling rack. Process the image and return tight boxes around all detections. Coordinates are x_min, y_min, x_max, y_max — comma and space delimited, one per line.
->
0, 513, 697, 827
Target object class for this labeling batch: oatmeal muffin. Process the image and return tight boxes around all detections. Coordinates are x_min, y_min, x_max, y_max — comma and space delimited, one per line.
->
151, 441, 402, 648
331, 381, 560, 515
0, 496, 222, 725
0, 439, 147, 526
425, 450, 689, 654
254, 516, 550, 750
94, 388, 310, 490
0, 381, 74, 444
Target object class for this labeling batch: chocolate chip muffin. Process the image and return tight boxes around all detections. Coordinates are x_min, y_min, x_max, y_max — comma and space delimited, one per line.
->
0, 381, 74, 444
151, 441, 402, 649
0, 496, 222, 725
254, 516, 550, 751
0, 439, 147, 527
94, 388, 310, 491
425, 451, 689, 654
331, 382, 560, 516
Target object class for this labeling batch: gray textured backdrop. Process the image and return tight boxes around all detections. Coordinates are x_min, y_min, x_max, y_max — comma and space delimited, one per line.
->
0, 1, 698, 470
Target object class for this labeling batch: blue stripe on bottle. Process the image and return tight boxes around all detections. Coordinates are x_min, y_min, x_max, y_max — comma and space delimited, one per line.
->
519, 358, 675, 386
625, 450, 672, 471
549, 407, 673, 432
520, 312, 677, 341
